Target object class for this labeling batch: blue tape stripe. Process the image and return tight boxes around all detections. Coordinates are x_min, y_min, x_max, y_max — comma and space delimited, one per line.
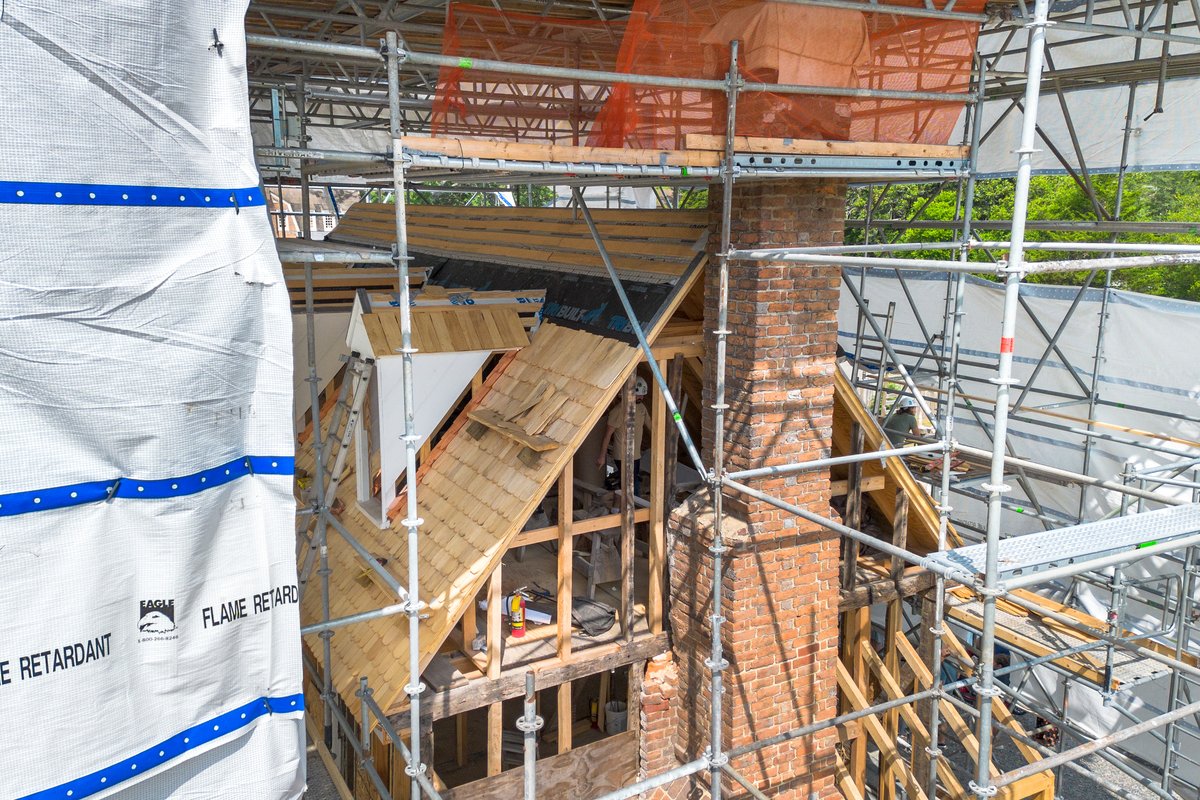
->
0, 455, 294, 518
20, 693, 304, 800
0, 180, 264, 208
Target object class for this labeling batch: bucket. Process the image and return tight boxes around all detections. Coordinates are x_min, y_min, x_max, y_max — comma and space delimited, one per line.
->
604, 700, 628, 734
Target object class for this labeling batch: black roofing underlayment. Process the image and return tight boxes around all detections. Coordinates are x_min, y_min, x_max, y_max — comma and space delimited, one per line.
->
423, 253, 673, 341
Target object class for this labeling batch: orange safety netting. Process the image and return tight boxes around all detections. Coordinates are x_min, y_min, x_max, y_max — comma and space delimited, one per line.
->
432, 0, 983, 148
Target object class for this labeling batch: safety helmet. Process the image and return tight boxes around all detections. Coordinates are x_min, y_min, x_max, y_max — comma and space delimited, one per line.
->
897, 396, 919, 409
635, 377, 649, 397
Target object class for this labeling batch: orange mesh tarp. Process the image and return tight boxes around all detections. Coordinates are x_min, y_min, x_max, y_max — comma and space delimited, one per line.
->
432, 1, 984, 148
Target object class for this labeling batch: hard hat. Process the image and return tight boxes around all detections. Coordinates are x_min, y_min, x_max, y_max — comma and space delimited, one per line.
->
897, 396, 919, 409
635, 377, 649, 397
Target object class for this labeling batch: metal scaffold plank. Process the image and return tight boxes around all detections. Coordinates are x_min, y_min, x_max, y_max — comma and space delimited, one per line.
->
927, 504, 1200, 582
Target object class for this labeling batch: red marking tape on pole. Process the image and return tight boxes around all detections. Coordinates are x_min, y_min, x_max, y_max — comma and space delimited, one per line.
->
1000, 337, 1015, 353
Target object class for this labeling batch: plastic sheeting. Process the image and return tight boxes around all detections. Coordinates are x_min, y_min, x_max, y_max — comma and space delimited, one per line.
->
847, 270, 1200, 786
0, 2, 304, 798
970, 4, 1200, 175
840, 269, 1200, 529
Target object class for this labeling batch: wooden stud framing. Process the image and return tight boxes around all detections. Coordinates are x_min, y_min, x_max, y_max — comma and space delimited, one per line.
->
557, 462, 574, 660
487, 565, 503, 776
839, 420, 868, 793
620, 374, 635, 642
648, 360, 667, 634
557, 460, 575, 755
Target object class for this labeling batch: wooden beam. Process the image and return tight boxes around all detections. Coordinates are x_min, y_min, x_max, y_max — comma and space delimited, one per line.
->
894, 634, 997, 778
838, 567, 938, 610
841, 422, 866, 592
558, 462, 574, 660
627, 659, 643, 749
620, 374, 635, 642
830, 474, 886, 496
684, 133, 969, 160
939, 627, 1047, 767
648, 361, 667, 634
487, 702, 502, 777
402, 134, 720, 168
860, 642, 966, 799
835, 746, 867, 800
488, 567, 503, 680
835, 661, 930, 800
392, 633, 669, 726
511, 508, 650, 548
557, 681, 573, 754
456, 714, 468, 768
463, 591, 478, 654
840, 605, 870, 794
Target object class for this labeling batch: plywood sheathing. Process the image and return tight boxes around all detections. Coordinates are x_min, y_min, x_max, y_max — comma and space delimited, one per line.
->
301, 324, 638, 713
832, 368, 960, 553
363, 305, 529, 356
326, 204, 708, 280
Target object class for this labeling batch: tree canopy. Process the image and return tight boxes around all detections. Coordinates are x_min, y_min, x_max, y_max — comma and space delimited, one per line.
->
845, 171, 1200, 301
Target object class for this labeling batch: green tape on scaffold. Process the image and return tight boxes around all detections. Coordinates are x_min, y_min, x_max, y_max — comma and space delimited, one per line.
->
458, 57, 473, 69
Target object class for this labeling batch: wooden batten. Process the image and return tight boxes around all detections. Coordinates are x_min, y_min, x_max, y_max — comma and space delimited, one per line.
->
403, 134, 720, 168
326, 203, 707, 282
684, 133, 969, 160
362, 305, 529, 356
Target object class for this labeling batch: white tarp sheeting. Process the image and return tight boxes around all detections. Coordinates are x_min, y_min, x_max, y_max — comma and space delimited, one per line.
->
840, 269, 1200, 530
970, 4, 1200, 176
0, 2, 304, 798
845, 270, 1200, 784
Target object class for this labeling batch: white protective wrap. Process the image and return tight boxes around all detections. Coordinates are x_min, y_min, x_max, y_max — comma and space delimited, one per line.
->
846, 271, 1200, 784
0, 3, 304, 799
969, 4, 1200, 176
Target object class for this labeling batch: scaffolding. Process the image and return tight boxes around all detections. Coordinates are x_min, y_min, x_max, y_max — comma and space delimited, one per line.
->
254, 1, 1200, 797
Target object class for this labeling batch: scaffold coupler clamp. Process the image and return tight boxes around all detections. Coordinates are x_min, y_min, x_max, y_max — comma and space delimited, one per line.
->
516, 714, 545, 734
390, 243, 414, 263
405, 760, 428, 778
404, 679, 426, 700
973, 681, 1005, 699
703, 744, 730, 769
973, 581, 1004, 599
924, 744, 943, 758
980, 481, 1011, 495
705, 654, 730, 674
969, 780, 999, 798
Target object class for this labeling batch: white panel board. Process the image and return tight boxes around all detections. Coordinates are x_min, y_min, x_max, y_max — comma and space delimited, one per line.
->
378, 351, 491, 514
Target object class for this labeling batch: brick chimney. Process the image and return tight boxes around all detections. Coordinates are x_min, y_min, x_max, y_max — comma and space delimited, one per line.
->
642, 179, 845, 800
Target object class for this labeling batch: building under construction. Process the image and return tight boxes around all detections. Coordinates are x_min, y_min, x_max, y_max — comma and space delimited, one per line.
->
3, 1, 1200, 800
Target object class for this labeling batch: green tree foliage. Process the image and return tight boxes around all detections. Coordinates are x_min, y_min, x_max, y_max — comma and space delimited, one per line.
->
846, 172, 1200, 301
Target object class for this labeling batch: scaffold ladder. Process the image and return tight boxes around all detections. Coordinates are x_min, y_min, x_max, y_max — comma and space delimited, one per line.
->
298, 351, 375, 595
1161, 544, 1200, 795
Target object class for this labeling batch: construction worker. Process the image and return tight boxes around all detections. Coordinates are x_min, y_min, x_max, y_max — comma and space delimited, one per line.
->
597, 376, 652, 496
883, 395, 922, 446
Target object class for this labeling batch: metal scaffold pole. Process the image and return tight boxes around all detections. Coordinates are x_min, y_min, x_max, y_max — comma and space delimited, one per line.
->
972, 0, 1052, 796
926, 53, 986, 799
386, 30, 428, 800
295, 69, 338, 752
708, 40, 740, 800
